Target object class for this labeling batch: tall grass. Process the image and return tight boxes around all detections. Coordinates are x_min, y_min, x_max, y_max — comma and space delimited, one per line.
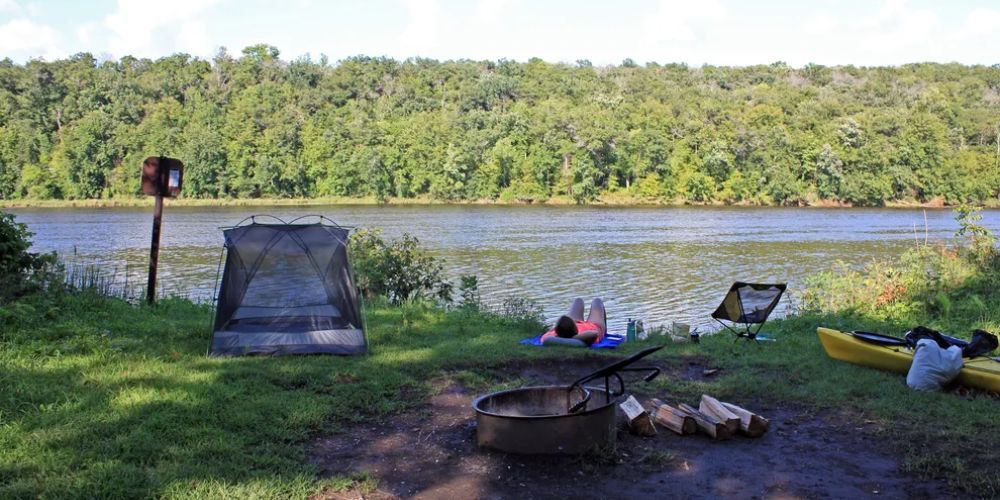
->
801, 207, 1000, 338
62, 260, 144, 302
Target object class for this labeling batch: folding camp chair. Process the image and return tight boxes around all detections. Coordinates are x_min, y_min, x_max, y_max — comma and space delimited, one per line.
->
711, 282, 787, 342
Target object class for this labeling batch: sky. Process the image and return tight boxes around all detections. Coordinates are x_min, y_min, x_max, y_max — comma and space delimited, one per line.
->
1, 0, 999, 67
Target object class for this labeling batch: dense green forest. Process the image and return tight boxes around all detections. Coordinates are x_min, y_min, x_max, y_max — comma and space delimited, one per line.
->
1, 45, 999, 205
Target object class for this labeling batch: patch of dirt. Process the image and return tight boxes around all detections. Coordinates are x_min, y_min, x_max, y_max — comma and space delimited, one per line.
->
310, 360, 951, 499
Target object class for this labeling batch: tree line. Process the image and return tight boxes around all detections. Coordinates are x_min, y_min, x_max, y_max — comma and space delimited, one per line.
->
1, 45, 999, 205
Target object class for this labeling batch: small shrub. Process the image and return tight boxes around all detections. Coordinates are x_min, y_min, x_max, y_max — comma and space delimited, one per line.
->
684, 172, 716, 202
801, 207, 1000, 335
348, 228, 453, 304
458, 274, 481, 310
498, 178, 549, 203
955, 204, 995, 258
635, 173, 664, 199
0, 210, 58, 302
489, 295, 545, 331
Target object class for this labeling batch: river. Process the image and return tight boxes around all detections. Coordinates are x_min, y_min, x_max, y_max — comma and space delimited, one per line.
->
8, 205, 999, 333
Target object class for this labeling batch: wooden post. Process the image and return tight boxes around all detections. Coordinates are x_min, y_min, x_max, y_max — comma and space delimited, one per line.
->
142, 155, 182, 305
146, 192, 163, 304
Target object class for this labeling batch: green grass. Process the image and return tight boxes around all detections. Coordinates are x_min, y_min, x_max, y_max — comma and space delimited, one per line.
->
0, 293, 555, 498
2, 277, 998, 497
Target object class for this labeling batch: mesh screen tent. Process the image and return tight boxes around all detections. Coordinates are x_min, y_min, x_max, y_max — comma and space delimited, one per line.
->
711, 282, 786, 341
209, 216, 367, 356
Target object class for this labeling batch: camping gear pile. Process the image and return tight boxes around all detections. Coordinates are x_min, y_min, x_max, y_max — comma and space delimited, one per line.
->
817, 327, 1000, 392
209, 216, 367, 356
473, 346, 662, 454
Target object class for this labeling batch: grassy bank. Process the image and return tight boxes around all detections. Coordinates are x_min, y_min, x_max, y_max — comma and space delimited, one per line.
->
0, 293, 551, 497
3, 195, 996, 210
3, 295, 998, 496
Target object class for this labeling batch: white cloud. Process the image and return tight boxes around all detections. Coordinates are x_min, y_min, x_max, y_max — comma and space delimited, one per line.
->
399, 0, 441, 56
802, 12, 841, 37
473, 0, 517, 24
859, 0, 907, 28
784, 0, 964, 66
0, 17, 60, 59
103, 0, 224, 58
857, 0, 940, 56
175, 18, 211, 55
643, 0, 728, 44
963, 7, 1000, 38
3, 0, 999, 67
75, 21, 97, 46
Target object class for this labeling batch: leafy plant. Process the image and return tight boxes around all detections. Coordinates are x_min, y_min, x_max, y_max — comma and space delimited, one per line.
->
489, 295, 545, 331
0, 211, 58, 302
954, 204, 995, 255
458, 274, 481, 309
348, 228, 452, 304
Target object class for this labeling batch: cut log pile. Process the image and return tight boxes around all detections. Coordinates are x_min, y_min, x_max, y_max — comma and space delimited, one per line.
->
647, 394, 769, 440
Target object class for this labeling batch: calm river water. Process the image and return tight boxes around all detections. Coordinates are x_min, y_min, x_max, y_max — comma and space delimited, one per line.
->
9, 205, 1000, 332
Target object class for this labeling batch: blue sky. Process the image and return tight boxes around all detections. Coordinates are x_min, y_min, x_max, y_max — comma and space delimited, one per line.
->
2, 0, 999, 66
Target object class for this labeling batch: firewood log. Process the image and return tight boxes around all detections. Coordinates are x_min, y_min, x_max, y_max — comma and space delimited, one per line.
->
619, 395, 656, 437
649, 398, 696, 435
678, 403, 732, 440
699, 394, 740, 434
720, 401, 769, 437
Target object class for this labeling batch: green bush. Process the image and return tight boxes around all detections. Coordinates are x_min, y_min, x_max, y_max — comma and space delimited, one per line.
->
0, 211, 57, 302
458, 274, 481, 309
635, 173, 664, 199
490, 295, 545, 331
955, 204, 996, 256
348, 228, 452, 304
684, 172, 716, 202
801, 206, 999, 338
498, 178, 549, 203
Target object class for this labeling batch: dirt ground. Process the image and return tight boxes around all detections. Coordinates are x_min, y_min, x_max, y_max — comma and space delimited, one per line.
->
310, 356, 951, 499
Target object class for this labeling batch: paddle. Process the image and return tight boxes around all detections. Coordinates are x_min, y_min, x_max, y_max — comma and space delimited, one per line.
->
850, 331, 909, 347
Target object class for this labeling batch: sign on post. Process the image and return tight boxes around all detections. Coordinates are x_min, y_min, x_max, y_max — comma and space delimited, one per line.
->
141, 156, 184, 304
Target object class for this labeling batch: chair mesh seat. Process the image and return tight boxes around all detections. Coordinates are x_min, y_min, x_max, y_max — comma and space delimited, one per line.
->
711, 282, 786, 341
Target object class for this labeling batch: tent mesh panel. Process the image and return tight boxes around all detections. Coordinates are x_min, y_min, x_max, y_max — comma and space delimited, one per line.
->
210, 223, 365, 356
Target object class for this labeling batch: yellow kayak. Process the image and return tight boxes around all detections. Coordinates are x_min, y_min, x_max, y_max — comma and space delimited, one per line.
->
817, 327, 1000, 393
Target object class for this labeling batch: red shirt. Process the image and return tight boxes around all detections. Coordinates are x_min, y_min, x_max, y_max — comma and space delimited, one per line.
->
540, 320, 604, 343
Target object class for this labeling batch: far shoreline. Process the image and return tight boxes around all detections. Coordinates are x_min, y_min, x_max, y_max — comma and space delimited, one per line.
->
1, 195, 996, 210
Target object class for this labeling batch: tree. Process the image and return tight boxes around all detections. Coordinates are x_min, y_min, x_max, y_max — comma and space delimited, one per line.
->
0, 50, 996, 207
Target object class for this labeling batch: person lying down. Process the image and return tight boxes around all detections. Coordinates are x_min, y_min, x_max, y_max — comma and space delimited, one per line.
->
541, 298, 607, 347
